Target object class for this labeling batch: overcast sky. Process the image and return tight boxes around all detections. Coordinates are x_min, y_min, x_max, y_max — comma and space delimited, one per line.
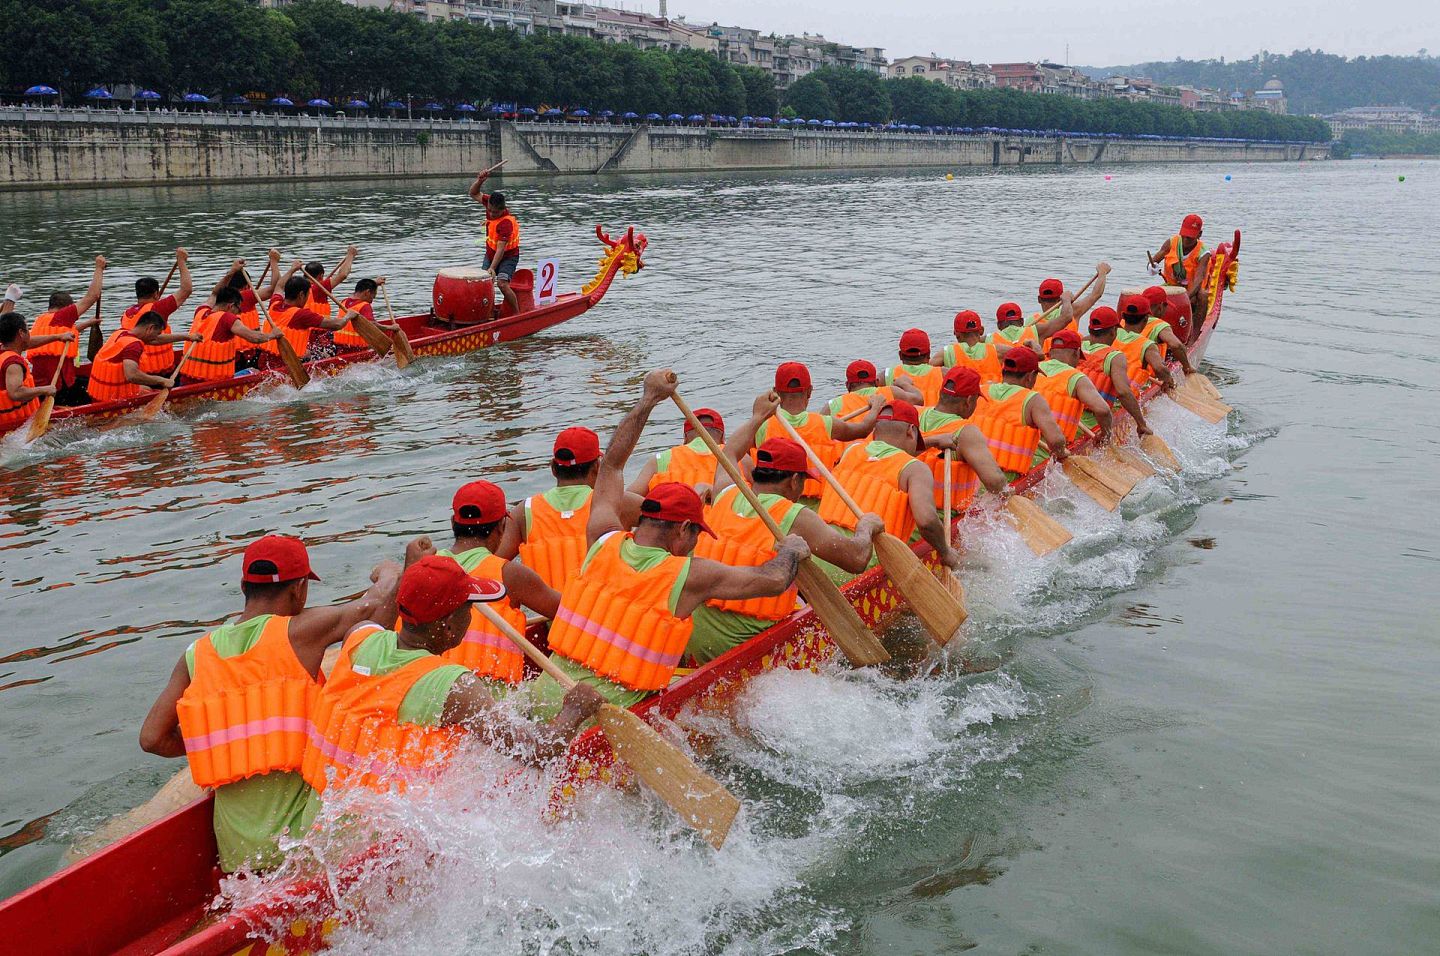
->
644, 0, 1439, 66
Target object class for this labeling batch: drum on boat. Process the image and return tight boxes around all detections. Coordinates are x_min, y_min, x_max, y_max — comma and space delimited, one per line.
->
1161, 284, 1194, 343
433, 268, 495, 325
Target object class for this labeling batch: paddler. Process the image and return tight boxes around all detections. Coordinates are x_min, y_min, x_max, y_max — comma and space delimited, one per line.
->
333, 277, 392, 350
1130, 287, 1196, 374
530, 369, 809, 717
687, 393, 885, 663
1026, 265, 1109, 345
179, 273, 285, 386
1080, 306, 1153, 437
825, 359, 923, 418
303, 246, 357, 319
1036, 328, 1114, 449
1, 312, 68, 432
121, 248, 194, 379
968, 347, 1072, 478
86, 311, 200, 403
1148, 214, 1211, 315
435, 480, 560, 686
468, 167, 521, 317
300, 552, 604, 801
759, 361, 884, 502
138, 534, 404, 873
817, 400, 963, 572
1112, 296, 1177, 392
260, 263, 360, 364
228, 249, 281, 369
885, 329, 945, 405
929, 310, 1001, 382
917, 367, 1009, 510
990, 301, 1041, 355
628, 407, 725, 495
27, 255, 105, 405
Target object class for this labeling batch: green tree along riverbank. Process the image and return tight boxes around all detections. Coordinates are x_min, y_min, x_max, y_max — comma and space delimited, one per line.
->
0, 0, 1326, 142
1333, 129, 1440, 157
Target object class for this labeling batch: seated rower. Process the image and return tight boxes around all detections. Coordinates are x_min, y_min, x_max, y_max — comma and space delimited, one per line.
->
531, 370, 808, 717
1113, 296, 1176, 392
969, 346, 1071, 478
885, 330, 945, 405
139, 534, 403, 873
930, 310, 1001, 382
628, 407, 724, 495
333, 277, 390, 351
1148, 213, 1210, 317
259, 266, 356, 365
1027, 265, 1108, 347
826, 359, 923, 418
917, 367, 1009, 511
1036, 328, 1114, 452
121, 248, 194, 379
990, 301, 1041, 356
436, 480, 560, 686
301, 552, 604, 801
688, 395, 884, 663
817, 400, 963, 573
1, 313, 69, 431
1132, 287, 1196, 374
27, 255, 105, 406
86, 311, 199, 404
303, 245, 358, 320
498, 427, 611, 592
179, 275, 284, 386
759, 361, 883, 502
1080, 307, 1153, 437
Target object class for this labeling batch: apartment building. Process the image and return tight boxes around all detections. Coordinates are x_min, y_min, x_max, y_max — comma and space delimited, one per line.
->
888, 56, 995, 90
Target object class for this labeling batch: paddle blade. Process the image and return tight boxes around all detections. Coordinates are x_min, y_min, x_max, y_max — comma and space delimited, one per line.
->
1098, 445, 1152, 486
1106, 444, 1156, 478
1169, 388, 1229, 424
1003, 495, 1073, 557
140, 388, 171, 421
1140, 433, 1181, 472
353, 314, 394, 358
1187, 371, 1225, 403
276, 337, 311, 389
872, 532, 967, 645
596, 703, 740, 849
23, 397, 56, 443
392, 328, 416, 368
794, 560, 890, 667
1061, 457, 1123, 511
86, 323, 103, 362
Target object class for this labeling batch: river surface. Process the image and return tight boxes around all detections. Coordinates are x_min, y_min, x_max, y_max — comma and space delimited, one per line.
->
1, 160, 1436, 954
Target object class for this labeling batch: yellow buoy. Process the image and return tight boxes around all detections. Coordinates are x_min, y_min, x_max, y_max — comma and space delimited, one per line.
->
945, 173, 954, 181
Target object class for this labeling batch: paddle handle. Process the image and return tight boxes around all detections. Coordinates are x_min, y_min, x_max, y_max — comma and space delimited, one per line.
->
772, 413, 864, 520
379, 284, 399, 325
86, 290, 104, 362
239, 268, 277, 333
479, 159, 508, 177
671, 392, 785, 541
942, 449, 953, 548
158, 259, 179, 297
302, 270, 346, 310
475, 602, 576, 689
169, 339, 200, 383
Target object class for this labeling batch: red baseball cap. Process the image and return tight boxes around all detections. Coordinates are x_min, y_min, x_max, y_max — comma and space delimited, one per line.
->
397, 554, 505, 626
1038, 277, 1064, 300
553, 426, 600, 465
1089, 306, 1121, 332
941, 366, 981, 397
241, 535, 321, 584
1180, 213, 1203, 238
452, 480, 507, 526
1048, 328, 1083, 351
640, 482, 715, 536
996, 302, 1023, 323
953, 310, 983, 334
755, 437, 818, 478
899, 328, 931, 357
846, 359, 878, 385
683, 407, 724, 438
774, 362, 812, 393
1119, 294, 1149, 319
1143, 286, 1168, 308
876, 400, 920, 428
1002, 347, 1040, 375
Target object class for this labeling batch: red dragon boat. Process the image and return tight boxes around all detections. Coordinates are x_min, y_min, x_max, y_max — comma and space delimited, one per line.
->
0, 235, 1240, 956
2, 226, 647, 440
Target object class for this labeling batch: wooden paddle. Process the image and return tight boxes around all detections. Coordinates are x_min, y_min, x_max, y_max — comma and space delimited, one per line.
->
378, 285, 416, 369
1141, 433, 1181, 472
1169, 386, 1230, 424
302, 272, 393, 359
1002, 494, 1072, 557
22, 347, 68, 443
773, 415, 967, 645
85, 287, 104, 362
936, 450, 967, 608
474, 603, 740, 849
1181, 372, 1231, 412
241, 267, 309, 389
157, 258, 179, 296
1060, 456, 1128, 511
672, 392, 890, 667
140, 341, 199, 420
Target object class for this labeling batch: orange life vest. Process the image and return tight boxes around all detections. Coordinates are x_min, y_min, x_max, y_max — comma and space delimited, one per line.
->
917, 415, 980, 512
175, 615, 319, 788
87, 330, 146, 403
333, 297, 371, 349
0, 350, 38, 429
306, 280, 334, 320
693, 485, 802, 621
518, 490, 591, 591
827, 386, 896, 419
1080, 344, 1120, 405
817, 442, 917, 541
185, 306, 239, 381
1136, 316, 1169, 359
1113, 330, 1154, 388
258, 303, 314, 358
971, 383, 1041, 474
886, 363, 944, 406
942, 341, 1002, 383
1163, 235, 1205, 287
121, 303, 177, 376
486, 212, 521, 258
649, 441, 718, 491
1034, 364, 1087, 443
300, 624, 462, 794
991, 324, 1040, 351
546, 532, 692, 692
27, 309, 80, 360
756, 411, 840, 499
438, 549, 527, 684
237, 297, 261, 353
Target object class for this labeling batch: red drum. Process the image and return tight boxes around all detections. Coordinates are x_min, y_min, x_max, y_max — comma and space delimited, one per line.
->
1160, 284, 1194, 343
432, 268, 495, 325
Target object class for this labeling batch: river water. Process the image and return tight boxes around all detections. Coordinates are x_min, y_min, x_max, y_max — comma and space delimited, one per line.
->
1, 160, 1436, 954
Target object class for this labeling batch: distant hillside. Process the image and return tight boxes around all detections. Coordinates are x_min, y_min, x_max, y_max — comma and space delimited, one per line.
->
1077, 50, 1440, 114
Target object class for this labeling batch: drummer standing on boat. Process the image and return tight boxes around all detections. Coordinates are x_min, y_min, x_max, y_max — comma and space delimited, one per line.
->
468, 166, 521, 318
1148, 214, 1211, 316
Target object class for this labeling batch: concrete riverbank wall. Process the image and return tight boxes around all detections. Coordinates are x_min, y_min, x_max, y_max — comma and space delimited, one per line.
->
0, 110, 1328, 190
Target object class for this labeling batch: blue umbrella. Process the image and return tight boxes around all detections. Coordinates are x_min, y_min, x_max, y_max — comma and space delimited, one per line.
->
623, 111, 640, 119
456, 103, 477, 112
519, 107, 538, 115
543, 108, 562, 116
806, 119, 822, 126
347, 99, 369, 109
182, 93, 210, 103
383, 100, 406, 109
741, 115, 754, 123
688, 113, 705, 122
307, 98, 332, 108
25, 85, 59, 96
135, 89, 161, 101
822, 119, 836, 127
644, 112, 661, 120
84, 87, 113, 100
598, 109, 614, 118
425, 102, 444, 111
756, 116, 772, 124
777, 118, 792, 125
570, 108, 590, 117
225, 94, 249, 105
666, 113, 683, 121
272, 97, 295, 107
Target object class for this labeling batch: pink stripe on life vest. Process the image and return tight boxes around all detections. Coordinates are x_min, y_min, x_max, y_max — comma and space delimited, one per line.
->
183, 715, 311, 753
461, 627, 521, 654
554, 606, 683, 669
